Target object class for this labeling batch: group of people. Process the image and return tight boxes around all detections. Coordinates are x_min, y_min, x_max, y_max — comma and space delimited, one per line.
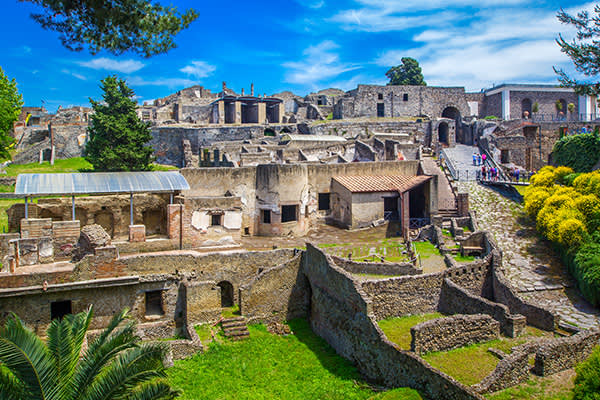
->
480, 165, 500, 181
472, 152, 486, 166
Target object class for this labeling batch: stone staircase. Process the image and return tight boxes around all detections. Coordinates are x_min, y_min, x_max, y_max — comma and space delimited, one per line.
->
221, 316, 249, 340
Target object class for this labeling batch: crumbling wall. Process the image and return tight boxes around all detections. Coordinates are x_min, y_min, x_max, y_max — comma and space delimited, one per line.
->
410, 314, 500, 354
302, 244, 483, 400
239, 253, 309, 323
439, 278, 526, 338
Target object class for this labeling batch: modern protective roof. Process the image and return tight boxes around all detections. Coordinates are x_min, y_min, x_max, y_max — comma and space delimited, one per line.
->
333, 175, 431, 193
280, 134, 347, 143
15, 171, 190, 196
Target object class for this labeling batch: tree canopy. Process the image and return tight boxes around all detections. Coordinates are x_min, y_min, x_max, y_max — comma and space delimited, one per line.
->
0, 307, 179, 400
386, 57, 427, 86
555, 5, 600, 96
86, 76, 155, 171
0, 67, 23, 160
20, 0, 198, 57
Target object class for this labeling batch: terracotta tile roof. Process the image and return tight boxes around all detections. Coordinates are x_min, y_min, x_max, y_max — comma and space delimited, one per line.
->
332, 175, 431, 193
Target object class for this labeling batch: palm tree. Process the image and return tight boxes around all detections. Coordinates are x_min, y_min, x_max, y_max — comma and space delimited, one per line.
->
0, 307, 179, 400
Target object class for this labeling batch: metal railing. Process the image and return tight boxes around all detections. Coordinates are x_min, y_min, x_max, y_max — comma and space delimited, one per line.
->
409, 218, 431, 229
530, 113, 599, 123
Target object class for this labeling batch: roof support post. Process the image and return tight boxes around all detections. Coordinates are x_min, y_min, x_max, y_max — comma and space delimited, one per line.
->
130, 193, 134, 226
72, 196, 75, 221
25, 197, 28, 219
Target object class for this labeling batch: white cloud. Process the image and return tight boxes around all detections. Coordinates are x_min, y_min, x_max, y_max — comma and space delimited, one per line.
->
283, 41, 360, 87
374, 4, 590, 90
78, 57, 145, 73
61, 69, 87, 81
179, 61, 216, 79
127, 76, 197, 88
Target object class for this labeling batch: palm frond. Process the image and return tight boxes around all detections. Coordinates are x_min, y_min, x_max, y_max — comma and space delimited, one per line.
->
0, 314, 57, 399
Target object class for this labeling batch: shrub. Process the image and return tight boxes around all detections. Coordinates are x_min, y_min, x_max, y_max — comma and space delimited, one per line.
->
573, 346, 600, 399
552, 132, 600, 172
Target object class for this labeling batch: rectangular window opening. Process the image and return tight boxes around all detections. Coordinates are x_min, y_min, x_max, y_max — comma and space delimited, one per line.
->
145, 290, 164, 316
51, 300, 72, 320
318, 193, 331, 211
262, 209, 271, 224
211, 214, 222, 226
281, 205, 298, 223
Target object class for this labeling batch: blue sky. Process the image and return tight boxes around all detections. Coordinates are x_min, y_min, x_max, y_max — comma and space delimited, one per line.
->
0, 0, 594, 112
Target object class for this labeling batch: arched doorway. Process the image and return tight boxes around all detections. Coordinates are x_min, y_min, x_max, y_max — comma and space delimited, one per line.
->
217, 281, 234, 307
441, 106, 461, 143
438, 122, 449, 146
521, 98, 532, 118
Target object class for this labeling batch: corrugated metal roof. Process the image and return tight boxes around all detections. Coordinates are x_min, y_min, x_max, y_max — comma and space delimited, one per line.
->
333, 175, 431, 193
15, 171, 190, 196
280, 134, 347, 142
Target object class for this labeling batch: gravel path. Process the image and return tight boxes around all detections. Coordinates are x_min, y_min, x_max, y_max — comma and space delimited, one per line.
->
460, 181, 600, 330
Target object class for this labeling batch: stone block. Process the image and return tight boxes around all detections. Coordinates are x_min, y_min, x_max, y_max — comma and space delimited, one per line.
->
129, 225, 146, 242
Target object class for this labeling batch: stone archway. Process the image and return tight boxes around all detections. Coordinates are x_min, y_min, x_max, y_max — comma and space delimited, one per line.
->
442, 106, 462, 143
217, 281, 234, 307
438, 122, 449, 146
521, 98, 532, 118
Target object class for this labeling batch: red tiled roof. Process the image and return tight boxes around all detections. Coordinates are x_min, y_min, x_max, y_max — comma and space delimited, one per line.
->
332, 175, 431, 193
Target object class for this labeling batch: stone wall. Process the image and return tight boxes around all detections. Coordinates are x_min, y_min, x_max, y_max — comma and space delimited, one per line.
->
439, 278, 526, 338
410, 314, 500, 354
491, 262, 557, 331
534, 328, 600, 376
302, 244, 483, 399
331, 255, 421, 276
239, 253, 310, 323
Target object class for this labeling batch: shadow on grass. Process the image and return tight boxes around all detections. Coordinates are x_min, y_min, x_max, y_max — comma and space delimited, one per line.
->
286, 318, 368, 384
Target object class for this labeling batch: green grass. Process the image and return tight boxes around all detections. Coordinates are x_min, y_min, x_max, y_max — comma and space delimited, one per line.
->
486, 375, 573, 400
3, 157, 178, 176
422, 327, 553, 386
4, 157, 93, 176
168, 319, 422, 400
412, 241, 441, 260
452, 254, 476, 263
378, 313, 443, 350
194, 324, 214, 344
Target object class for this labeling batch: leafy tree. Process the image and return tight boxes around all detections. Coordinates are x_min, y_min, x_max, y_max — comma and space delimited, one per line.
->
86, 76, 155, 171
19, 0, 198, 57
555, 5, 600, 96
0, 307, 179, 400
0, 67, 23, 160
386, 57, 427, 86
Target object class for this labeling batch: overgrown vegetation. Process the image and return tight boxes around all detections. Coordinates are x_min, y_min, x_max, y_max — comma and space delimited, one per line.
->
169, 319, 422, 400
524, 166, 600, 306
552, 131, 600, 172
573, 345, 600, 399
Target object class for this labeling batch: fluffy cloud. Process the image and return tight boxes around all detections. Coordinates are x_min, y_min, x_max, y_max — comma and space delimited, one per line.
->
283, 41, 360, 87
78, 58, 145, 73
179, 61, 216, 79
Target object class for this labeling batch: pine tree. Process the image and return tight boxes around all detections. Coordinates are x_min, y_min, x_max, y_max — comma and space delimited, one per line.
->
86, 76, 154, 171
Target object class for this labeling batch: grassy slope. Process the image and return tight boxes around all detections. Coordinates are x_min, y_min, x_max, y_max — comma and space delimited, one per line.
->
169, 319, 422, 400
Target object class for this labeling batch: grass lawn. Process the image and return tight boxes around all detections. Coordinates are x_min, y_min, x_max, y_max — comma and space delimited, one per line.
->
169, 319, 422, 400
412, 241, 441, 259
378, 313, 444, 350
486, 370, 574, 400
422, 327, 552, 386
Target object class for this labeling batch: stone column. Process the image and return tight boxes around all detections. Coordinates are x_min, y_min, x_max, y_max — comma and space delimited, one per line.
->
258, 103, 266, 124
501, 90, 510, 120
